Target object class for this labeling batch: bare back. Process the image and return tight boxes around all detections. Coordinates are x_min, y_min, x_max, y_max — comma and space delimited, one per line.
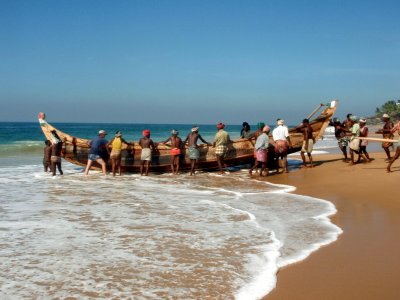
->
139, 137, 154, 149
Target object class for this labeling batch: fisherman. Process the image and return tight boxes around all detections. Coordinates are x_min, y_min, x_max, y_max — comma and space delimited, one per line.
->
49, 130, 64, 176
250, 125, 271, 176
183, 126, 211, 176
84, 130, 109, 175
272, 119, 292, 173
240, 122, 253, 138
139, 129, 155, 176
50, 140, 64, 176
249, 122, 265, 174
386, 121, 400, 172
342, 113, 353, 131
43, 140, 52, 172
107, 131, 130, 176
348, 116, 368, 165
376, 113, 394, 160
333, 118, 349, 162
299, 118, 314, 168
213, 123, 231, 174
358, 118, 372, 163
161, 129, 183, 175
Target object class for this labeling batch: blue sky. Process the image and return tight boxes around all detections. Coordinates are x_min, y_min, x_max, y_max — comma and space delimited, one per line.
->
1, 0, 399, 124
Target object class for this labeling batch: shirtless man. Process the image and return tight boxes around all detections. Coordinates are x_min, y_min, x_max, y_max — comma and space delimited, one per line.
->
161, 129, 182, 175
43, 140, 52, 172
184, 126, 210, 175
386, 121, 400, 172
51, 140, 63, 176
376, 114, 394, 160
139, 130, 155, 176
299, 118, 314, 168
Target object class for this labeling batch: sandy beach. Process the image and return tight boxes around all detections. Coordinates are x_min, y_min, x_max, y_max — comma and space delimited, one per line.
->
264, 150, 400, 300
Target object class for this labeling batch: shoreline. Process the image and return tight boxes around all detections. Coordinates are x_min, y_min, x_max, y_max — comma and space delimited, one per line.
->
262, 151, 400, 300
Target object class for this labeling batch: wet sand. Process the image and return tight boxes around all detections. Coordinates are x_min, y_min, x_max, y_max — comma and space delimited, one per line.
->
264, 151, 400, 300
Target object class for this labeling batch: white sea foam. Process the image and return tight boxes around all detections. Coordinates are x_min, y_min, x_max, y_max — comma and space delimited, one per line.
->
0, 157, 341, 299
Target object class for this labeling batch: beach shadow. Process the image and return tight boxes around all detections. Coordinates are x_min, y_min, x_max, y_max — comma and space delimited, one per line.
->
310, 158, 344, 167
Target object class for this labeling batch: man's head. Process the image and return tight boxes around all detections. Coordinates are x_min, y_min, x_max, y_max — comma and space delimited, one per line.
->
142, 130, 151, 138
98, 130, 107, 137
262, 125, 271, 133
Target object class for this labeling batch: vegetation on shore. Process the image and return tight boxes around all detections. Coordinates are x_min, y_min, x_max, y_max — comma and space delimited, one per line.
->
375, 100, 400, 119
365, 100, 400, 124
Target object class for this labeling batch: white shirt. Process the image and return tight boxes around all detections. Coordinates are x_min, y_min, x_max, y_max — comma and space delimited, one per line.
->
272, 125, 289, 141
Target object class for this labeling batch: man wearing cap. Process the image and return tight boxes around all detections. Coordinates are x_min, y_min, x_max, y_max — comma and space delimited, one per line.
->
213, 123, 232, 174
376, 114, 394, 160
184, 126, 210, 176
84, 130, 109, 175
348, 115, 366, 165
250, 125, 271, 176
358, 119, 371, 163
139, 130, 155, 176
107, 131, 130, 176
161, 129, 183, 175
272, 119, 292, 173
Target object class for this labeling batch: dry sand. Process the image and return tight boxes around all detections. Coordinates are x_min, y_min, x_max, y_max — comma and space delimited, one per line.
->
263, 151, 400, 300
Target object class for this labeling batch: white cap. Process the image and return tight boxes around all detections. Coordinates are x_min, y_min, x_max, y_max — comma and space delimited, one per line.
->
382, 113, 390, 118
98, 130, 107, 135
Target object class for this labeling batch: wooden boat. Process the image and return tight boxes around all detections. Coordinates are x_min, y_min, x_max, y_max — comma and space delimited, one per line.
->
37, 100, 338, 172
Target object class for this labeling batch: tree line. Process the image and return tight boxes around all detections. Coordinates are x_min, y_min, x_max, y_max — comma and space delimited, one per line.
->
375, 100, 400, 119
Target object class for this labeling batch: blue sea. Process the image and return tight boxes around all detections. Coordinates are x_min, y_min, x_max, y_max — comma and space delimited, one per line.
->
0, 122, 342, 299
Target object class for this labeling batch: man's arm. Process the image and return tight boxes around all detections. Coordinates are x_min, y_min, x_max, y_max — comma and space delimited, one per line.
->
199, 134, 210, 145
107, 138, 115, 147
160, 137, 171, 144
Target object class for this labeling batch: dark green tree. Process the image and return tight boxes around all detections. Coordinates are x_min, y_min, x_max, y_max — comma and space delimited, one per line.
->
375, 100, 400, 119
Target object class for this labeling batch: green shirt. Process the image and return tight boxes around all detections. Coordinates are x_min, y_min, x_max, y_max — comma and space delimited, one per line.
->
351, 123, 360, 137
214, 130, 230, 146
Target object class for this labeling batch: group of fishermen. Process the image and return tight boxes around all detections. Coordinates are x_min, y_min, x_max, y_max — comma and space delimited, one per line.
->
82, 124, 230, 177
77, 118, 314, 177
44, 114, 400, 177
333, 113, 400, 172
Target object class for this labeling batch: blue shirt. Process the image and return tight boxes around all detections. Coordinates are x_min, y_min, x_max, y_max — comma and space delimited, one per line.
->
89, 137, 108, 155
255, 133, 270, 150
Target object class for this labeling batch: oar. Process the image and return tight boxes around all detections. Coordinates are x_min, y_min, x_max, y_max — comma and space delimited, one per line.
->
307, 103, 326, 120
357, 137, 398, 143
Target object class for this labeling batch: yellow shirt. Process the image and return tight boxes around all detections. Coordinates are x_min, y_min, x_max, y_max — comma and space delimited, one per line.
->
112, 137, 123, 151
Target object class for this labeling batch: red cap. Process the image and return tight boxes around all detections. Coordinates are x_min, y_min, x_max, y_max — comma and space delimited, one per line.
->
142, 129, 151, 137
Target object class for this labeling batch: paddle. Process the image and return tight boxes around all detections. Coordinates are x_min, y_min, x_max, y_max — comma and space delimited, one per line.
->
357, 137, 398, 143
